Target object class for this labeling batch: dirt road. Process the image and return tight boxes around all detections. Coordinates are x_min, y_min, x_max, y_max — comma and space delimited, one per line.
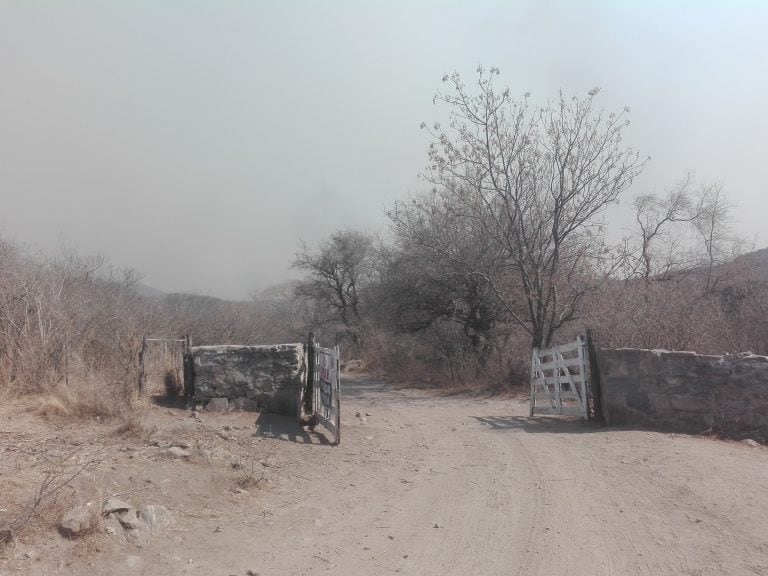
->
4, 376, 768, 575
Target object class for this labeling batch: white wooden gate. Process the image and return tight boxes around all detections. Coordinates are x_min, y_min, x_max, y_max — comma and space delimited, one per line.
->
530, 336, 590, 419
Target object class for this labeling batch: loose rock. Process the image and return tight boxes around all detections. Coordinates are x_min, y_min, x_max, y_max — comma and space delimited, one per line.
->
138, 505, 172, 532
60, 505, 96, 537
102, 497, 132, 516
117, 510, 143, 531
205, 398, 230, 413
162, 421, 201, 434
190, 448, 213, 464
160, 446, 191, 459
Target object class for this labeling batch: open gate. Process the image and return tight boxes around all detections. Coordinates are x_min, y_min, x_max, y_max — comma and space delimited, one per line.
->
530, 336, 590, 419
302, 334, 341, 444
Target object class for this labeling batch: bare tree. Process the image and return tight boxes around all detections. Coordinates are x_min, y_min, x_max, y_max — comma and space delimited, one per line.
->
691, 182, 745, 292
293, 230, 374, 331
393, 67, 646, 349
626, 175, 697, 280
373, 213, 504, 360
623, 177, 745, 290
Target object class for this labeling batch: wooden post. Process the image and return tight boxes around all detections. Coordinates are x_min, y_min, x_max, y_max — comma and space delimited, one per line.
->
586, 329, 604, 423
183, 335, 193, 398
577, 335, 588, 420
64, 338, 69, 388
138, 335, 147, 395
530, 348, 537, 417
304, 332, 315, 416
553, 345, 562, 415
335, 344, 341, 446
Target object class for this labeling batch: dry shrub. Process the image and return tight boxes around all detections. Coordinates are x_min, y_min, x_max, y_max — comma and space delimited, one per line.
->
32, 396, 70, 418
233, 441, 276, 489
163, 369, 183, 397
1, 449, 96, 543
114, 410, 156, 440
51, 375, 135, 420
341, 359, 365, 373
0, 237, 163, 402
361, 325, 528, 393
25, 373, 150, 430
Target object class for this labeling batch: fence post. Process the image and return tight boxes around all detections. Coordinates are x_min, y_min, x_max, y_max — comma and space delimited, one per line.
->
585, 329, 604, 422
183, 335, 193, 399
138, 335, 147, 395
553, 345, 562, 414
304, 332, 315, 416
530, 348, 537, 417
64, 337, 69, 388
335, 344, 341, 446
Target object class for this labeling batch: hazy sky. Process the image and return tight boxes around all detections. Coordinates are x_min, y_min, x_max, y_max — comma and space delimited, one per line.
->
2, 1, 767, 299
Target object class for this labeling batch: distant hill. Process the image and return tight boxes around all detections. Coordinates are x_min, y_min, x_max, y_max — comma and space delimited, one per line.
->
725, 247, 768, 281
135, 282, 166, 298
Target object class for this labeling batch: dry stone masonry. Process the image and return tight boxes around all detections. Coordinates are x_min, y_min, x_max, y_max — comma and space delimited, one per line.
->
595, 348, 768, 439
189, 344, 305, 415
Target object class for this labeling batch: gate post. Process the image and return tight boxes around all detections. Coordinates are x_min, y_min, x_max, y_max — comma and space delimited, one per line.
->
304, 332, 315, 415
183, 335, 194, 399
138, 335, 147, 394
585, 329, 604, 422
530, 348, 537, 417
553, 345, 562, 415
335, 344, 341, 446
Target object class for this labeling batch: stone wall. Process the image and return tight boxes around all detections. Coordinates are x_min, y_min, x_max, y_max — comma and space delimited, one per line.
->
189, 344, 304, 415
595, 347, 768, 439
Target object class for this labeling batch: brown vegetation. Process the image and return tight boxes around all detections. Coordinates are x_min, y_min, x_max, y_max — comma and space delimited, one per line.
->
1, 68, 766, 405
291, 70, 767, 389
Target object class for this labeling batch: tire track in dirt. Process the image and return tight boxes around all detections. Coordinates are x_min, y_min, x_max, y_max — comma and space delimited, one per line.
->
72, 376, 768, 576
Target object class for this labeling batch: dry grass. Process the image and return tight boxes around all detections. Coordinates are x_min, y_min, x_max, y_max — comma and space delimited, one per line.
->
22, 374, 147, 426
233, 441, 276, 489
32, 396, 71, 418
114, 411, 157, 441
0, 377, 154, 546
0, 449, 98, 544
24, 377, 156, 445
53, 377, 130, 420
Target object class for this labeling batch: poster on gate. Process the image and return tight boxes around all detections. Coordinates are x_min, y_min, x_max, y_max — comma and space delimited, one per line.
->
318, 352, 335, 410
312, 344, 341, 445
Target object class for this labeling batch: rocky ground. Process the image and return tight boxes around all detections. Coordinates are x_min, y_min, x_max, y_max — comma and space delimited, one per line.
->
1, 375, 768, 575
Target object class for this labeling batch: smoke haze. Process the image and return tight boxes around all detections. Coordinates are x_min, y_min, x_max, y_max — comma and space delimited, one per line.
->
1, 1, 766, 299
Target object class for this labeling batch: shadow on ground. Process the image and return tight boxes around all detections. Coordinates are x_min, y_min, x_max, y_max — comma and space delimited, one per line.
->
150, 394, 188, 409
254, 412, 334, 445
340, 375, 391, 400
473, 415, 605, 434
341, 374, 454, 408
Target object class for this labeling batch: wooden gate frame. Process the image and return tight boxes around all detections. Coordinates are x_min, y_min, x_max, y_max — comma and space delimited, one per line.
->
137, 335, 191, 395
530, 336, 590, 419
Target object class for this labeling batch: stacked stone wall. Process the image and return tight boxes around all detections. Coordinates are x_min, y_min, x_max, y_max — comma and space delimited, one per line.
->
595, 348, 768, 439
189, 344, 304, 415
